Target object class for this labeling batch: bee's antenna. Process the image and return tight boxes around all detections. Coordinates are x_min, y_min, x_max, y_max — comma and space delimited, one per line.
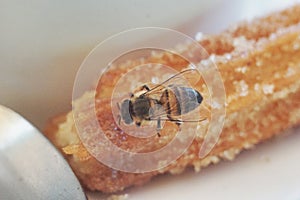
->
148, 118, 207, 123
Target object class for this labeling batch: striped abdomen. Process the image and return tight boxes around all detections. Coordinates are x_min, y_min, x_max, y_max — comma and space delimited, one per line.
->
160, 85, 203, 117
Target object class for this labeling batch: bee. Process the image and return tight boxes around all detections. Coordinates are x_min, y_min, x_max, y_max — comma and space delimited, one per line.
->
118, 69, 205, 137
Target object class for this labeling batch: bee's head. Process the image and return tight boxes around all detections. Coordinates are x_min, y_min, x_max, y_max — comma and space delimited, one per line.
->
120, 99, 133, 125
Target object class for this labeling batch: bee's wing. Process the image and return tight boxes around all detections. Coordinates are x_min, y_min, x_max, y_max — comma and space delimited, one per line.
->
148, 98, 206, 123
143, 68, 201, 97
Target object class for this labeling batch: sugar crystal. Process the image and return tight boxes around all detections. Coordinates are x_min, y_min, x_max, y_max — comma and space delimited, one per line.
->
195, 32, 204, 41
225, 53, 232, 60
293, 42, 300, 50
235, 66, 248, 74
274, 72, 281, 79
285, 67, 295, 77
151, 76, 159, 84
262, 84, 274, 94
235, 80, 249, 96
254, 83, 260, 91
256, 60, 263, 67
211, 100, 221, 109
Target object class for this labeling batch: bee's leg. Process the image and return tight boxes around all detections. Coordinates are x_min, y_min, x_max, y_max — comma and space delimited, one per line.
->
141, 85, 150, 91
156, 117, 161, 137
136, 121, 141, 127
167, 115, 182, 131
175, 121, 182, 132
154, 99, 162, 105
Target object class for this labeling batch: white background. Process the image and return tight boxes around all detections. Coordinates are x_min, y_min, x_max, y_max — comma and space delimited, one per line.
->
1, 0, 300, 199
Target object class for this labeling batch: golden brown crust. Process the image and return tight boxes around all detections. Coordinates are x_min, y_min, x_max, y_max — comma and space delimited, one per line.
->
44, 5, 300, 193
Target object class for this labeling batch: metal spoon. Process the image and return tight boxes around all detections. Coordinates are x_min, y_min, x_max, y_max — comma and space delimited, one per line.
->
0, 105, 86, 200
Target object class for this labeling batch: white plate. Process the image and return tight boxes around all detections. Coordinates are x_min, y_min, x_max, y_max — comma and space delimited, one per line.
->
88, 127, 300, 200
1, 0, 300, 200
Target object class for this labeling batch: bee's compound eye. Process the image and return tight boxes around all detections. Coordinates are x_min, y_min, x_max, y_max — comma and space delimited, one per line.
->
120, 99, 133, 124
